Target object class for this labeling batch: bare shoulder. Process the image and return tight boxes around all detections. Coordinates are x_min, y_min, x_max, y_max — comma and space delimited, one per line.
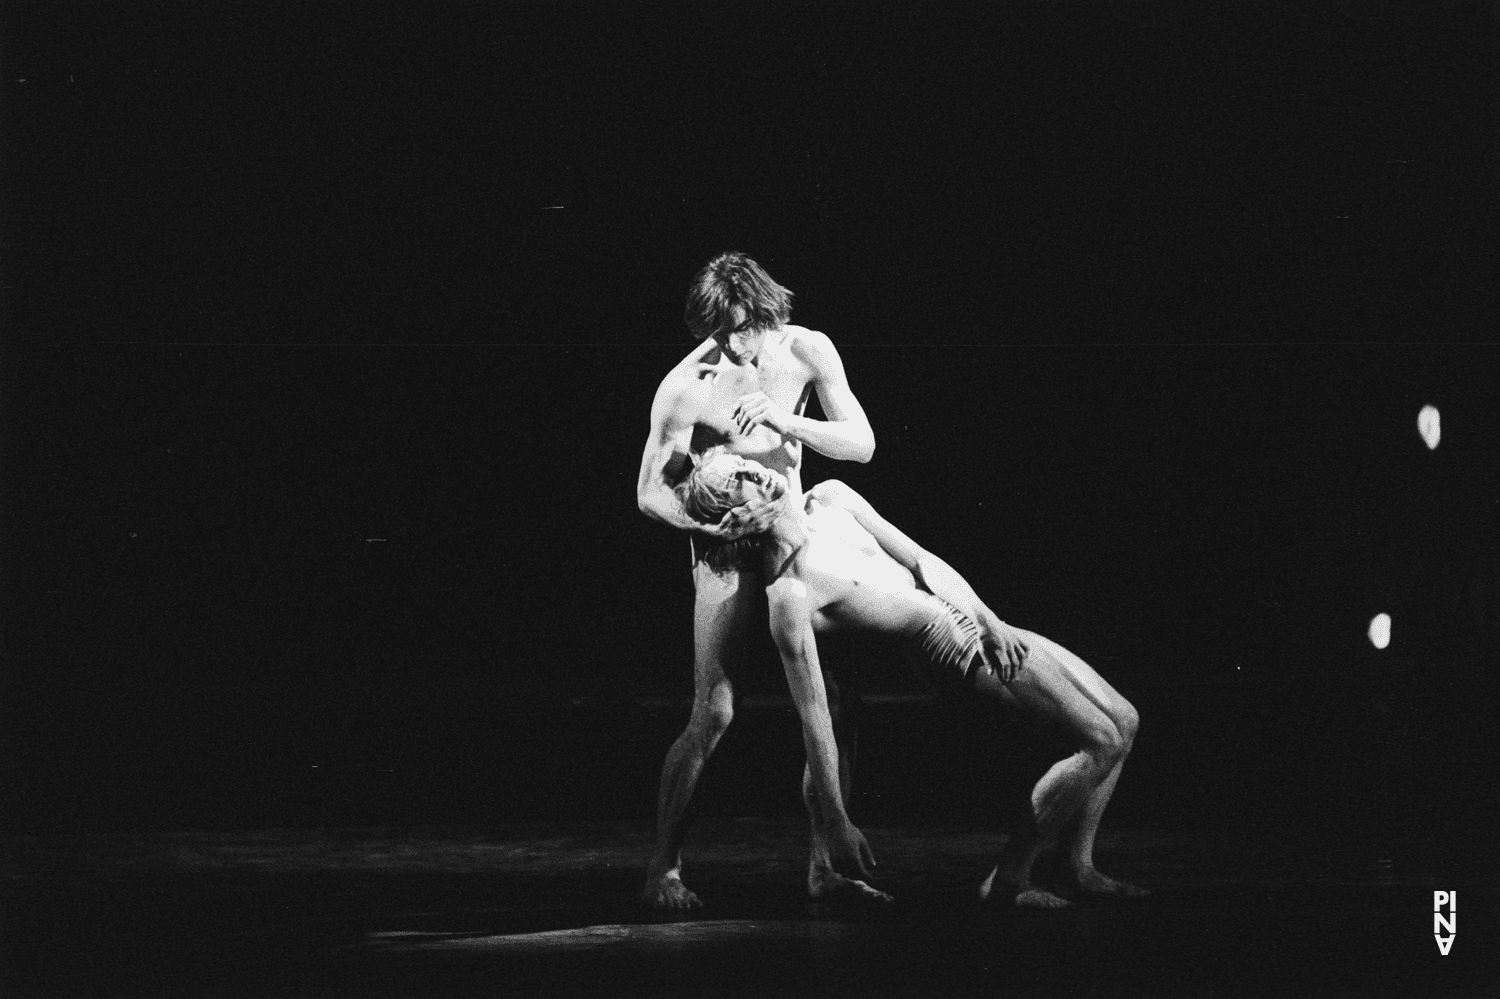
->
806, 479, 865, 509
667, 337, 720, 380
766, 575, 811, 612
652, 340, 716, 411
784, 325, 838, 364
784, 327, 856, 388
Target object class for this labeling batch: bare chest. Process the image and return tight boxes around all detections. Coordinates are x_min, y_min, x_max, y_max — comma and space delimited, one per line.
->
802, 506, 917, 594
688, 345, 812, 469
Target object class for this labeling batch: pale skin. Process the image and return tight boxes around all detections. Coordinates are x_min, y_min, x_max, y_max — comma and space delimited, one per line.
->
724, 462, 1147, 908
636, 316, 876, 909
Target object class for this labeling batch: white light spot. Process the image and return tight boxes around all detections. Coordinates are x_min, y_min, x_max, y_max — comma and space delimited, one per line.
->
1418, 405, 1440, 450
1368, 613, 1392, 650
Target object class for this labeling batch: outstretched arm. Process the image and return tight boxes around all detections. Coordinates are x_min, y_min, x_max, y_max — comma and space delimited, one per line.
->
768, 578, 877, 880
637, 377, 786, 539
732, 330, 875, 463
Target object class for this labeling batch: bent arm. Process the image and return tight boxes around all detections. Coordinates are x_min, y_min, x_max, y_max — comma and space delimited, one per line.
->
768, 579, 851, 829
782, 331, 875, 463
638, 376, 789, 540
820, 482, 1004, 633
636, 380, 707, 533
912, 552, 1005, 635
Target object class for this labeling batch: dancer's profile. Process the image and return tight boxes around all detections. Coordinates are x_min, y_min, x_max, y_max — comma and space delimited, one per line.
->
677, 448, 1149, 907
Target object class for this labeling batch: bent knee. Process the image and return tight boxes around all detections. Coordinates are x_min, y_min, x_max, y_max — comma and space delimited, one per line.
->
689, 692, 735, 744
1114, 700, 1140, 752
1082, 720, 1130, 767
1087, 706, 1138, 765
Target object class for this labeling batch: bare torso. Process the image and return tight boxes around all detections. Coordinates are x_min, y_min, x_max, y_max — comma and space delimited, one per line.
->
662, 327, 818, 495
800, 497, 917, 593
783, 489, 939, 641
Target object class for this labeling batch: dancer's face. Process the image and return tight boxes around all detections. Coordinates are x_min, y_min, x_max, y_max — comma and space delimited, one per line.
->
717, 306, 770, 365
701, 452, 788, 508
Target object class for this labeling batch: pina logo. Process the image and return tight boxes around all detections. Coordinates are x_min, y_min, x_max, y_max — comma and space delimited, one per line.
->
1433, 891, 1456, 955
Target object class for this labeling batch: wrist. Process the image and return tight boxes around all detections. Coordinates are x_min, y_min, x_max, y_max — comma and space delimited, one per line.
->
805, 788, 848, 829
644, 492, 701, 534
777, 412, 807, 442
678, 510, 711, 534
816, 801, 851, 829
977, 609, 1006, 633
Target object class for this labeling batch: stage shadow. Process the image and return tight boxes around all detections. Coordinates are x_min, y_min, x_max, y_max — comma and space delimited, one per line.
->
3, 820, 1493, 999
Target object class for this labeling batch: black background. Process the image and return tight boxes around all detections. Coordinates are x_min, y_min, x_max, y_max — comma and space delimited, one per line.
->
2, 1, 1496, 840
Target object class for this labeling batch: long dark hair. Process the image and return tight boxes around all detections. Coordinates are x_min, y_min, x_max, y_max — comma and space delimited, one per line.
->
684, 252, 794, 341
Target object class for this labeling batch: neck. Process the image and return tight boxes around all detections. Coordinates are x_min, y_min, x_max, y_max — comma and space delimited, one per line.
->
762, 504, 808, 581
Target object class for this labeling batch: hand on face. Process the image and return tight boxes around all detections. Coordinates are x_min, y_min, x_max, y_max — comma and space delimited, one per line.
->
710, 464, 789, 540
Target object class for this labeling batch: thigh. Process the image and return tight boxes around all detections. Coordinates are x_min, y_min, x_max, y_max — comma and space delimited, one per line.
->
982, 630, 1128, 745
691, 561, 766, 693
1020, 631, 1132, 720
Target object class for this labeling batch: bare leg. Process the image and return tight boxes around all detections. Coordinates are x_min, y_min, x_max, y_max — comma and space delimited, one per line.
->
805, 671, 892, 904
1056, 744, 1148, 896
977, 754, 1088, 909
1036, 637, 1146, 897
973, 631, 1145, 906
642, 564, 757, 910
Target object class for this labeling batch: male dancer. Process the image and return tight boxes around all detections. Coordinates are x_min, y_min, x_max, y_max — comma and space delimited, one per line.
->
637, 253, 876, 909
677, 449, 1148, 907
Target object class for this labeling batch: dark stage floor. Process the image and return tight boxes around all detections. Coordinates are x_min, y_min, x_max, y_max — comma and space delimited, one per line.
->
3, 819, 1493, 998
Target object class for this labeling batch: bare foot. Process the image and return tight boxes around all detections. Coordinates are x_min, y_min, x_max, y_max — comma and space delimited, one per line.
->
1062, 867, 1150, 899
979, 867, 1073, 909
809, 868, 894, 906
642, 873, 703, 910
1015, 888, 1074, 908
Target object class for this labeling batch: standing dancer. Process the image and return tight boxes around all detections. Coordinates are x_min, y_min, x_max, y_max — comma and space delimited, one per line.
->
637, 253, 877, 909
